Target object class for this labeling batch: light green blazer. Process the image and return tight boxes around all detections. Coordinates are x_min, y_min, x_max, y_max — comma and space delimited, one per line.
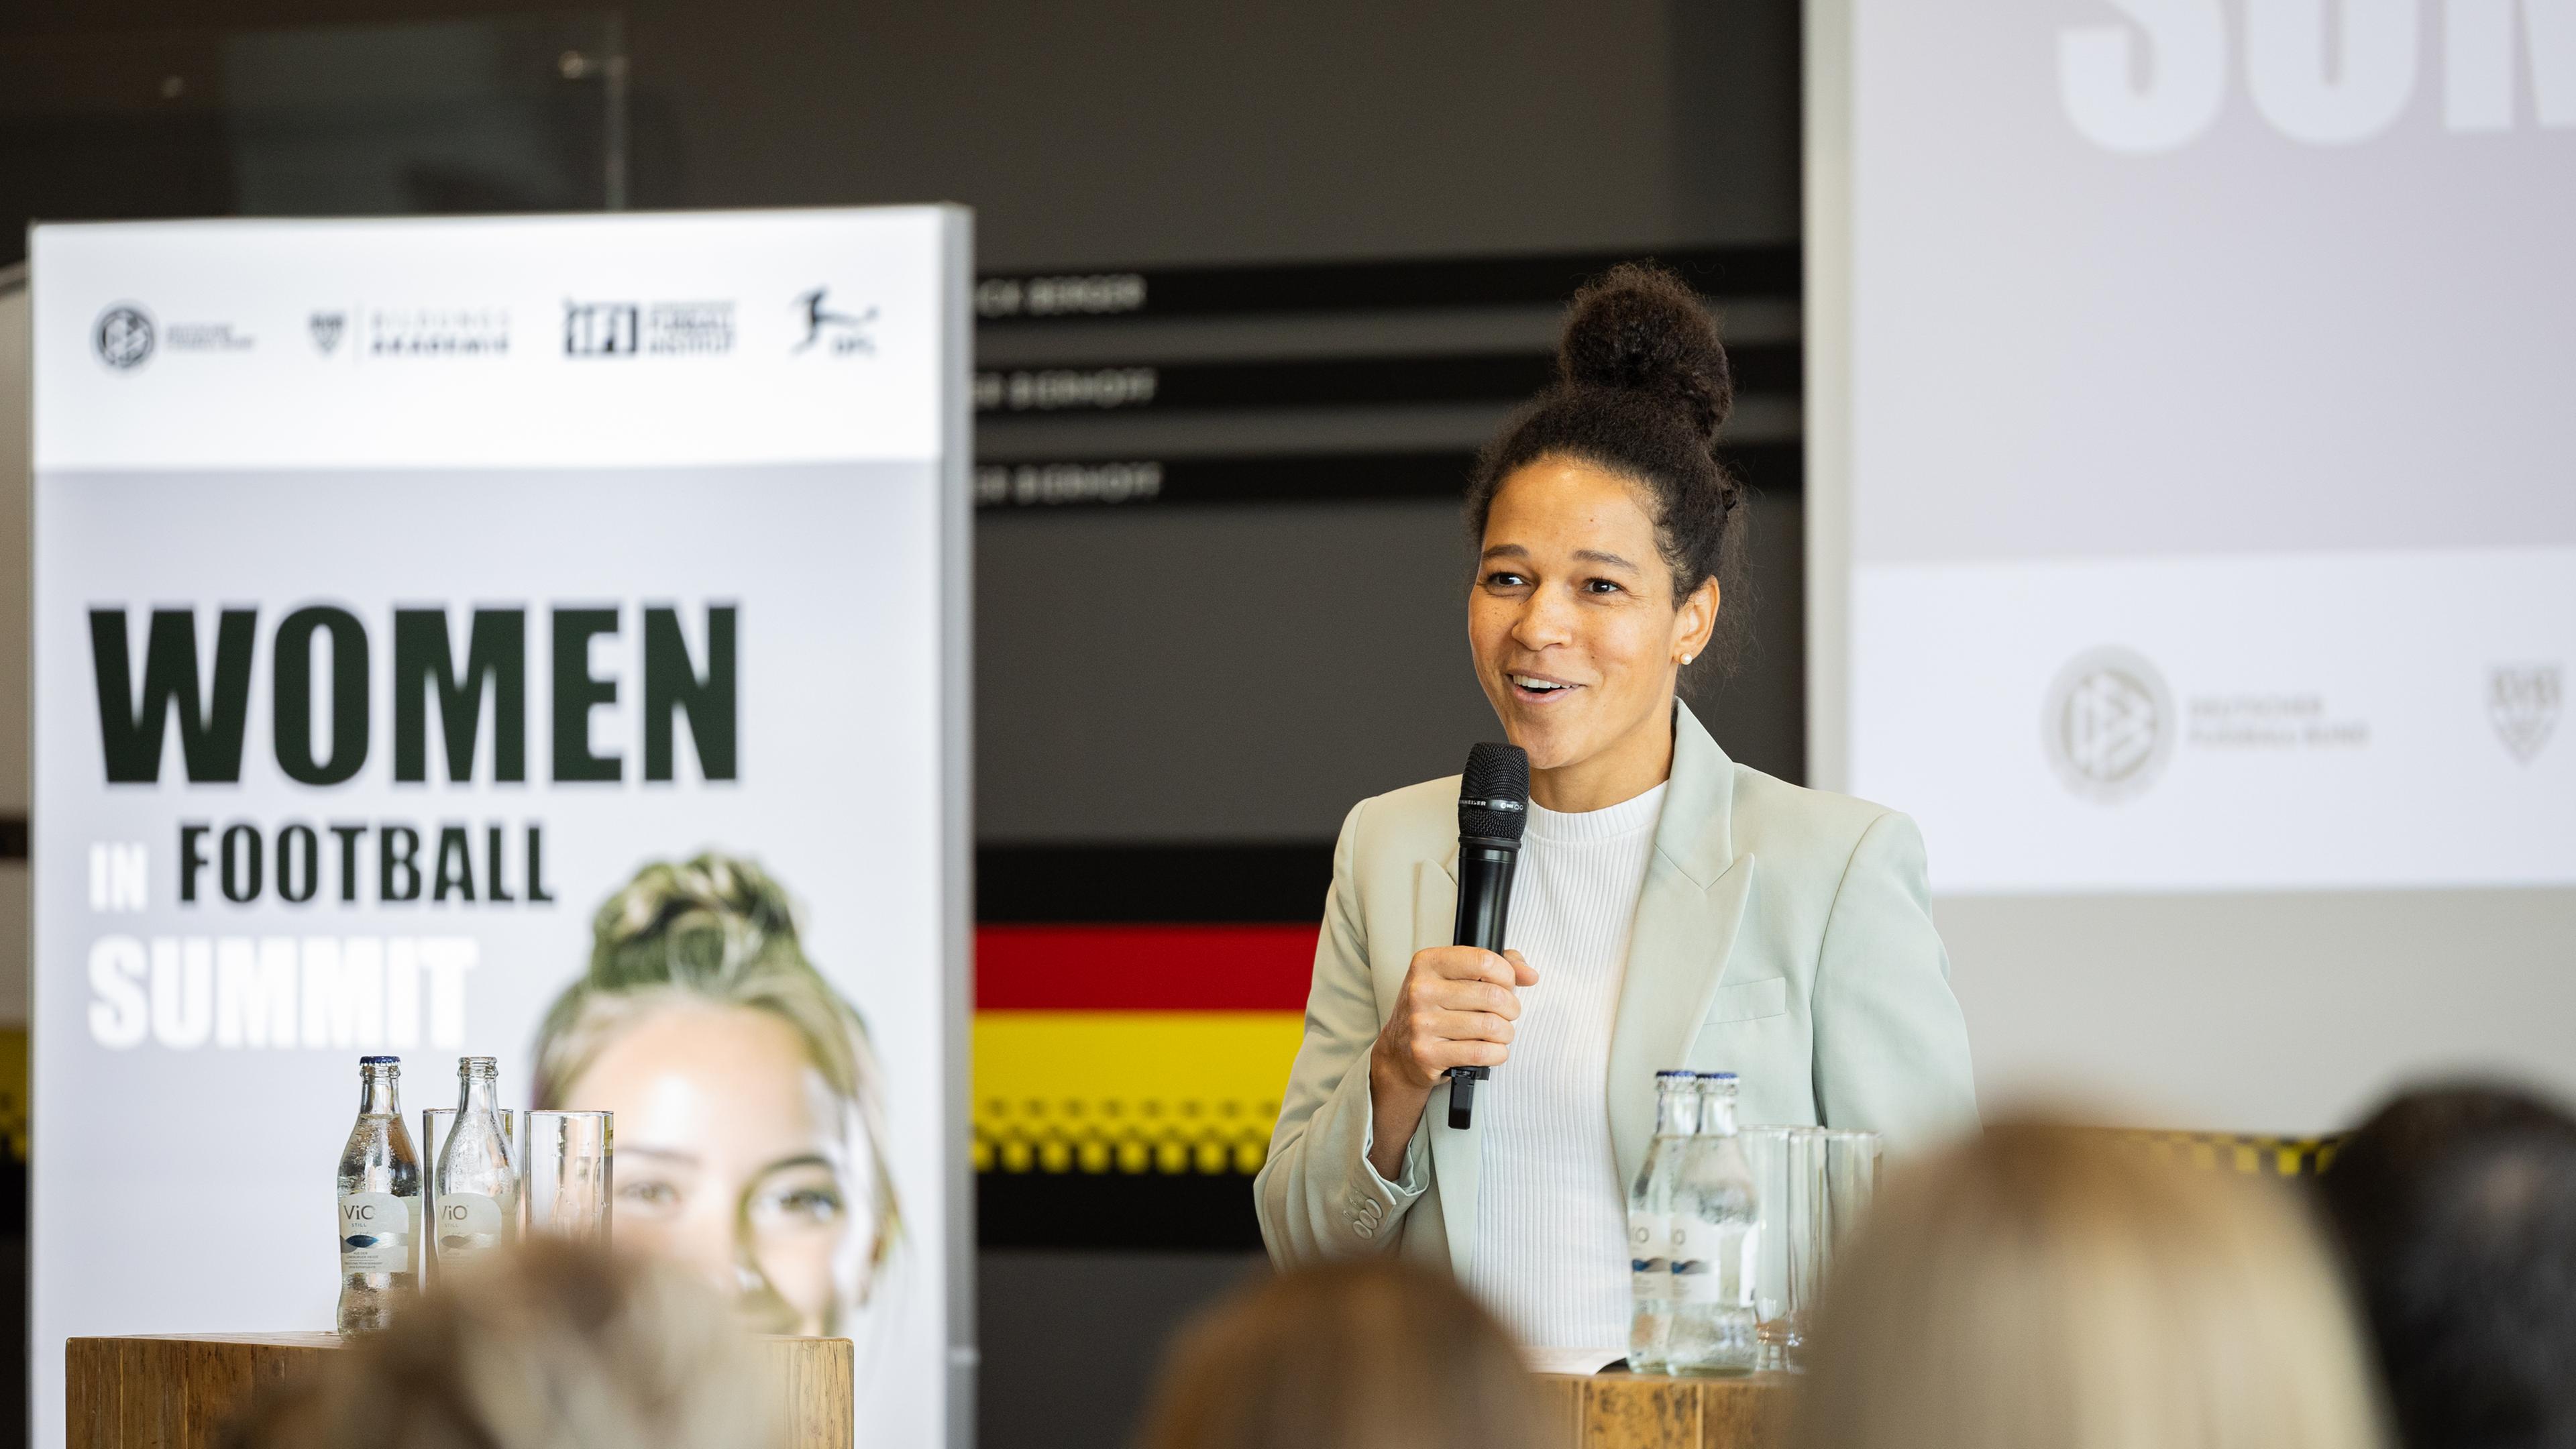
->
1255, 704, 1978, 1273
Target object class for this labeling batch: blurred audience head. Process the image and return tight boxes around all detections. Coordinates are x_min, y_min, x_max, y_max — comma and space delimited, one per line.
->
2314, 1082, 2576, 1449
1790, 1116, 2385, 1449
1135, 1259, 1551, 1449
231, 1239, 771, 1449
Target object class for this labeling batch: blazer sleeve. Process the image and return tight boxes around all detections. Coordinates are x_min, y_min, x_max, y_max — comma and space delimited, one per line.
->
1811, 810, 1980, 1157
1254, 798, 1430, 1267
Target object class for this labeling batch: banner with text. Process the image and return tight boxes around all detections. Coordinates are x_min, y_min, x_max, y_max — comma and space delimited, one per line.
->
30, 210, 970, 1448
1843, 0, 2575, 893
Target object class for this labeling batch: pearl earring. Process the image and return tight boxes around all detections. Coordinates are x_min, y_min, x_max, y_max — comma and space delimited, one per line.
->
1680, 653, 1694, 665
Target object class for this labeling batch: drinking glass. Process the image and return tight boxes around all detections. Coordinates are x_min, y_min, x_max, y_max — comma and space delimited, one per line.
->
523, 1110, 614, 1243
1739, 1126, 1816, 1371
1815, 1129, 1882, 1258
420, 1107, 517, 1285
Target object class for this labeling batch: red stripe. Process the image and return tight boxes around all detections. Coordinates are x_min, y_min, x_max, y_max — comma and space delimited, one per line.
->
975, 924, 1320, 1010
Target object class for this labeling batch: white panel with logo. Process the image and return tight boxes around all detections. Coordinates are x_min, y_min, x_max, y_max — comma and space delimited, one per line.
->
29, 210, 971, 1449
1838, 0, 2576, 894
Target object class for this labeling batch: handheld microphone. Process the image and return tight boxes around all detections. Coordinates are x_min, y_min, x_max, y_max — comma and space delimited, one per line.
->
1447, 742, 1529, 1130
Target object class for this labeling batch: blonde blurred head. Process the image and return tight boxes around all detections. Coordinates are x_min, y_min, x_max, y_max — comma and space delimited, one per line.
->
1790, 1118, 2386, 1449
232, 1240, 771, 1449
1136, 1260, 1553, 1449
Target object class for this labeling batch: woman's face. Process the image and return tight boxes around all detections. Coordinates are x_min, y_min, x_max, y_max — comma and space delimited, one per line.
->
562, 1002, 877, 1335
1470, 458, 1716, 777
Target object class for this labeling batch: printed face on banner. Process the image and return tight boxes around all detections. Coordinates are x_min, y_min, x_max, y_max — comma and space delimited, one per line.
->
28, 212, 963, 1449
553, 991, 890, 1336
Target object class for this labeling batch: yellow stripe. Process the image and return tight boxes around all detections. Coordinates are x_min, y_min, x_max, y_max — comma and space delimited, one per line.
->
2093, 1128, 2342, 1179
972, 1011, 1305, 1175
0, 1028, 22, 1163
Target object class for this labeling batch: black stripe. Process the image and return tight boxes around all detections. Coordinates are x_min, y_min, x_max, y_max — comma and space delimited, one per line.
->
0, 815, 22, 863
977, 843, 1333, 924
975, 244, 1799, 324
976, 451, 1465, 508
973, 344, 1801, 416
974, 443, 1802, 510
978, 1169, 1263, 1251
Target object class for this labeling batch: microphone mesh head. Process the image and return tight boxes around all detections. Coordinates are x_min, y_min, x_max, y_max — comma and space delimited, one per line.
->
1458, 742, 1531, 843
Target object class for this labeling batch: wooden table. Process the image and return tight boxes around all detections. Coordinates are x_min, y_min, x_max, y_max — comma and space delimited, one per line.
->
66, 1332, 853, 1449
1534, 1371, 1793, 1449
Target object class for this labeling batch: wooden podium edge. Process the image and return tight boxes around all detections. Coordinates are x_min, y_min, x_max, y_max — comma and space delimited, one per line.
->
67, 1334, 853, 1449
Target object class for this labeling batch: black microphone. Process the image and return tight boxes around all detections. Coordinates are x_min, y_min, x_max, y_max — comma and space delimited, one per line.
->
1446, 741, 1529, 1130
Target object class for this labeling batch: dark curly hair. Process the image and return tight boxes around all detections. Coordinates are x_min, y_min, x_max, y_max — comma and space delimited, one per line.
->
1464, 262, 1751, 674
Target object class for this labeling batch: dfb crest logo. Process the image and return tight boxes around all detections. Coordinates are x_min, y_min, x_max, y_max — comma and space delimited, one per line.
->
2043, 646, 2174, 802
2489, 665, 2561, 765
94, 305, 154, 371
310, 312, 346, 355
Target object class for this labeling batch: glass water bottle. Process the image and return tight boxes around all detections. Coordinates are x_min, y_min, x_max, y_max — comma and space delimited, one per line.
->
336, 1055, 421, 1333
431, 1056, 518, 1272
1627, 1070, 1701, 1375
1666, 1071, 1760, 1375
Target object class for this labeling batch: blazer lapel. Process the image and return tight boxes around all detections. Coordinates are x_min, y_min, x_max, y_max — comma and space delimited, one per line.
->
1604, 706, 1756, 1187
1409, 851, 1485, 1277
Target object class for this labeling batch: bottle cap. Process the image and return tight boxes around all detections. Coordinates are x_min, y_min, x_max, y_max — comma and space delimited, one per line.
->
360, 1055, 398, 1064
1698, 1071, 1739, 1080
1654, 1069, 1695, 1079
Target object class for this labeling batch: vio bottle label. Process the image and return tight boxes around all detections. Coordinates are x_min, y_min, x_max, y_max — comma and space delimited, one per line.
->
338, 1191, 416, 1275
1628, 1210, 1670, 1293
1667, 1219, 1725, 1305
435, 1192, 506, 1262
1666, 1220, 1763, 1308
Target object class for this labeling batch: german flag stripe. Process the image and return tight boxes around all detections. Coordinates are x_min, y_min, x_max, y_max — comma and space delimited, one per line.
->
971, 918, 1311, 1248
973, 1010, 1305, 1175
2099, 1128, 2343, 1177
976, 923, 1318, 1010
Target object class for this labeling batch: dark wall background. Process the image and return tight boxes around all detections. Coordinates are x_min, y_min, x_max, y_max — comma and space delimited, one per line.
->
0, 4, 1802, 1446
3, 0, 1796, 266
979, 493, 1805, 843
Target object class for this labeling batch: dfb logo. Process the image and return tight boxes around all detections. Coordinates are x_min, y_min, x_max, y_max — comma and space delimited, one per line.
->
2044, 646, 2176, 802
95, 305, 154, 372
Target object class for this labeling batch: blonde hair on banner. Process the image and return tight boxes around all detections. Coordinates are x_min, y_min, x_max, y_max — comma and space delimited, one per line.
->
1789, 1117, 2387, 1449
1135, 1259, 1553, 1449
533, 852, 901, 1287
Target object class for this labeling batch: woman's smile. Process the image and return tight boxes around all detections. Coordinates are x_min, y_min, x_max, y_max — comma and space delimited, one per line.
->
1506, 669, 1585, 704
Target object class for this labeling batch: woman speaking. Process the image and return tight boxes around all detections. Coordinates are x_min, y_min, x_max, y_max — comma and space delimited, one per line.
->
1255, 265, 1978, 1350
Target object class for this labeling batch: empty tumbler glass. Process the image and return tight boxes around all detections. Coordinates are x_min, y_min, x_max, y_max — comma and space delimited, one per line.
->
1815, 1129, 1882, 1258
523, 1110, 614, 1243
1739, 1126, 1814, 1370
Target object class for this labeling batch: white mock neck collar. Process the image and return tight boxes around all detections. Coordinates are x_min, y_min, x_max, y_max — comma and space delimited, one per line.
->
1524, 780, 1668, 846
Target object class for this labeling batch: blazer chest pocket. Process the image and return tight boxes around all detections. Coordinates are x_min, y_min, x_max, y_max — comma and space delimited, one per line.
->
1701, 976, 1789, 1026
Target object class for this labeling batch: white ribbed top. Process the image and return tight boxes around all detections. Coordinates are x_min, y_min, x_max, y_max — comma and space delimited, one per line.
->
1465, 781, 1666, 1352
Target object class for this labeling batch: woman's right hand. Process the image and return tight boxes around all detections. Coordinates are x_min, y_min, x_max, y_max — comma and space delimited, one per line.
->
1363, 946, 1538, 1182
1371, 945, 1539, 1090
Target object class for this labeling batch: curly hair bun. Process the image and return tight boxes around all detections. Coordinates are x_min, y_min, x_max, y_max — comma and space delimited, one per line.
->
1556, 262, 1732, 450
